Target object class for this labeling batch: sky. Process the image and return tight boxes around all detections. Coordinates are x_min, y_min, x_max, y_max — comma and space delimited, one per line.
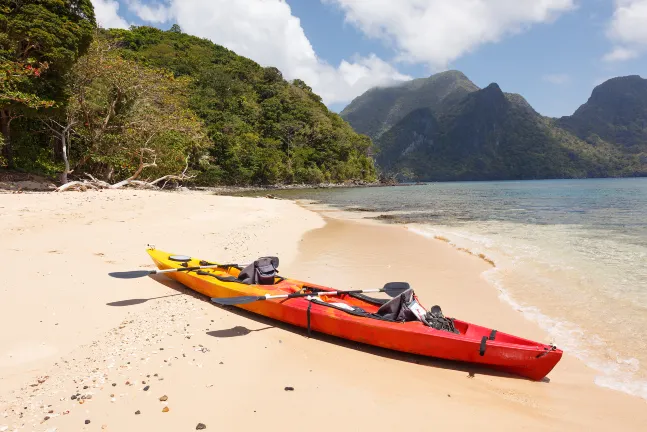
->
90, 0, 647, 118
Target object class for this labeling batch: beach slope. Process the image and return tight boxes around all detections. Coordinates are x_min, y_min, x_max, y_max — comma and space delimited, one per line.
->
0, 190, 645, 431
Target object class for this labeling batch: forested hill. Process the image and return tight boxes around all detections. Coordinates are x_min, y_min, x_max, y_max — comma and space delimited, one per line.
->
1, 4, 376, 187
108, 26, 376, 185
341, 72, 647, 181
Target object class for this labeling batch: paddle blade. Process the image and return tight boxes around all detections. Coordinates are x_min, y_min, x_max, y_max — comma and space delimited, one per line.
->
382, 282, 411, 297
211, 295, 265, 306
109, 270, 153, 279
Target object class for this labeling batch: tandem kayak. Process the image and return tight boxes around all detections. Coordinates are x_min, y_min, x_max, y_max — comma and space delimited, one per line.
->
147, 248, 562, 380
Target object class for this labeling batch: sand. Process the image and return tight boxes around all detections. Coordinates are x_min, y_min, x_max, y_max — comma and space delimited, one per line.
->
0, 189, 645, 431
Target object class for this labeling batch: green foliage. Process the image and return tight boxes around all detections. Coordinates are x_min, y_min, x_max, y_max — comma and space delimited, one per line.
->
1, 0, 95, 168
107, 26, 376, 185
0, 60, 54, 108
346, 73, 647, 181
0, 0, 95, 102
62, 38, 208, 181
3, 14, 375, 185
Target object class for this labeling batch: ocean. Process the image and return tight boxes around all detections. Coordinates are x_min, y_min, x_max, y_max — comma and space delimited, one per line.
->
261, 178, 647, 399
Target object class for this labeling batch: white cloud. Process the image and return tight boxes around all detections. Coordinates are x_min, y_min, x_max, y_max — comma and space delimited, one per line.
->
542, 73, 570, 84
603, 46, 639, 62
126, 1, 172, 23
324, 0, 576, 68
604, 0, 647, 61
125, 0, 410, 105
91, 0, 130, 29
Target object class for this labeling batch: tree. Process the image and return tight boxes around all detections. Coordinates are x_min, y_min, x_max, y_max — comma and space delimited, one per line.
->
53, 38, 207, 188
0, 0, 95, 167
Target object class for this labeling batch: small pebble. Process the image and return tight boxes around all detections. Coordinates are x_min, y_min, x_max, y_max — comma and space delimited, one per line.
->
71, 395, 77, 400
162, 407, 169, 413
83, 386, 88, 389
196, 423, 207, 430
135, 410, 141, 415
44, 416, 50, 421
159, 395, 168, 402
284, 387, 294, 391
112, 383, 116, 387
143, 386, 150, 391
85, 420, 91, 425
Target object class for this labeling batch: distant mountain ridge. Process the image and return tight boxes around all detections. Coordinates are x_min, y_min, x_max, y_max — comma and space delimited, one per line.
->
557, 75, 647, 153
341, 70, 479, 140
341, 72, 647, 181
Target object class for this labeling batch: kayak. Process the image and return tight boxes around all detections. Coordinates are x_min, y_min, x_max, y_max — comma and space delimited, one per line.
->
147, 248, 562, 380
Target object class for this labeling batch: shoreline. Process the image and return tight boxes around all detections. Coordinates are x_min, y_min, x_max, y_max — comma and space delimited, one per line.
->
1, 167, 404, 193
287, 214, 647, 428
295, 198, 647, 401
1, 190, 646, 431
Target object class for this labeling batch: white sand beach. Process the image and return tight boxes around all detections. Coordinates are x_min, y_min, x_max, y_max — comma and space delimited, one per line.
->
0, 190, 645, 431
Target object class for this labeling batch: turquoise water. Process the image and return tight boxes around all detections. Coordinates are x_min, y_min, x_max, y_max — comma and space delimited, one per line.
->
269, 178, 647, 398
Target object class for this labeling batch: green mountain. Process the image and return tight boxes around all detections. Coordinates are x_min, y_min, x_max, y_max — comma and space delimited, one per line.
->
557, 75, 647, 154
340, 70, 479, 141
341, 72, 647, 181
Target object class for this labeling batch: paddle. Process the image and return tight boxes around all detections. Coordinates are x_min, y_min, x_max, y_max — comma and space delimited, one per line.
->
109, 263, 246, 280
211, 282, 410, 306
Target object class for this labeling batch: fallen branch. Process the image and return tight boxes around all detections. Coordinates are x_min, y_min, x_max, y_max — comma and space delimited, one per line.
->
55, 152, 193, 192
149, 156, 194, 189
55, 180, 101, 192
110, 147, 157, 189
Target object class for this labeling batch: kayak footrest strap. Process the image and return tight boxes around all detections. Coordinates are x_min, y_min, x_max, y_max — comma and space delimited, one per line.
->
307, 300, 313, 337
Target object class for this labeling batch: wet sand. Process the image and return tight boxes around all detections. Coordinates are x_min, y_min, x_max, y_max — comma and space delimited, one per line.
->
0, 190, 645, 431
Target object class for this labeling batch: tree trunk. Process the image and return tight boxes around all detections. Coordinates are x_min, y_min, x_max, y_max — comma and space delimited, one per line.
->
1, 109, 13, 168
60, 132, 70, 184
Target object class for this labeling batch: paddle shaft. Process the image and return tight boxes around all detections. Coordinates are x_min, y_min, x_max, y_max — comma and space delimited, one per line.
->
261, 288, 384, 301
152, 263, 248, 275
210, 282, 410, 305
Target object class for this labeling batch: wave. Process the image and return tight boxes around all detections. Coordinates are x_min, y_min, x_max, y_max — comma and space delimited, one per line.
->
408, 224, 647, 400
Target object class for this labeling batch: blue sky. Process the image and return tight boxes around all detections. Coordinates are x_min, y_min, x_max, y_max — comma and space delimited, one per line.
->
92, 0, 647, 118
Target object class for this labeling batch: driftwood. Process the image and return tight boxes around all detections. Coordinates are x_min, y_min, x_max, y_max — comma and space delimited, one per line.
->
56, 150, 194, 192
